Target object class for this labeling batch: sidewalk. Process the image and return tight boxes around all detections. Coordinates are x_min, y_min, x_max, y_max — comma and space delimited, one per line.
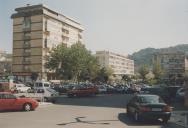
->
170, 111, 188, 128
38, 102, 53, 107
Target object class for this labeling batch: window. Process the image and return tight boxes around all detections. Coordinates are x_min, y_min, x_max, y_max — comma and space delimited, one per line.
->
3, 94, 16, 99
23, 57, 30, 62
36, 83, 43, 87
0, 94, 3, 99
24, 49, 31, 53
23, 17, 31, 28
44, 83, 50, 87
24, 65, 29, 70
24, 41, 29, 45
45, 20, 47, 31
44, 39, 48, 48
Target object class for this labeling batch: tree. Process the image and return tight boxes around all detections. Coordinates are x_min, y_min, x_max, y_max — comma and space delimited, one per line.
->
79, 56, 100, 82
152, 62, 164, 84
96, 67, 113, 83
138, 64, 149, 82
45, 43, 71, 80
68, 42, 93, 82
122, 74, 131, 83
45, 42, 99, 82
145, 72, 156, 85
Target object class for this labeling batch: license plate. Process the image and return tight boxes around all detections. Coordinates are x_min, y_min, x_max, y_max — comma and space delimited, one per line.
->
152, 108, 162, 111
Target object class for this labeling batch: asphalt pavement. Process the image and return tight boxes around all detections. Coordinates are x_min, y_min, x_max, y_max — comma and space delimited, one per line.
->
0, 94, 187, 128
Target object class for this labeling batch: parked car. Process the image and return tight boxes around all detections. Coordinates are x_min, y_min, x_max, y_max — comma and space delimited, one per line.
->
0, 92, 38, 111
106, 85, 116, 94
165, 86, 181, 101
51, 85, 67, 94
33, 88, 59, 102
98, 85, 107, 94
127, 86, 140, 94
115, 85, 125, 93
67, 85, 98, 97
176, 88, 185, 102
126, 94, 172, 123
15, 84, 31, 93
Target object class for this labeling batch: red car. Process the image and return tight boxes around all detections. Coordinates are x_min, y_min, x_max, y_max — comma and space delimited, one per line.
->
0, 92, 39, 111
67, 85, 98, 97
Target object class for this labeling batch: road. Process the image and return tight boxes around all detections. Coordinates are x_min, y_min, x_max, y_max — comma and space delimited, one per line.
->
0, 94, 184, 128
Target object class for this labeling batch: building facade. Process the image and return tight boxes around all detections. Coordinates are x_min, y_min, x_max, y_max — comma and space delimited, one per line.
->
11, 4, 84, 82
153, 51, 186, 85
96, 51, 134, 76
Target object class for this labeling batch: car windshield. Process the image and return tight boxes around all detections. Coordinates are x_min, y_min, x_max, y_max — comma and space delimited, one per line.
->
139, 96, 165, 104
44, 83, 50, 87
36, 83, 43, 87
46, 88, 56, 93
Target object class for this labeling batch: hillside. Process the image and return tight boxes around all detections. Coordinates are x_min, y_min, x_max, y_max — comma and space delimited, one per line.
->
131, 44, 188, 70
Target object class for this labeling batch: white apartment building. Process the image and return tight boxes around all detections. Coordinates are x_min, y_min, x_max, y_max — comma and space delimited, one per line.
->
96, 51, 134, 76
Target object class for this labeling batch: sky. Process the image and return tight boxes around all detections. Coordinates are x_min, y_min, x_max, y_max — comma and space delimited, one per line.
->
0, 0, 188, 55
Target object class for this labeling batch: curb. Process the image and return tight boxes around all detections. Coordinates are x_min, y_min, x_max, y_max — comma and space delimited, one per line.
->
171, 112, 188, 128
38, 102, 53, 106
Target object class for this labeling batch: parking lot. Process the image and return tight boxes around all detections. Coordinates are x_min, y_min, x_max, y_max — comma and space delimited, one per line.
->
0, 94, 185, 128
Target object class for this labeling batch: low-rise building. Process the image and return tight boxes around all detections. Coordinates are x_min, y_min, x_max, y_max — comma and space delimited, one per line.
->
96, 50, 134, 77
153, 50, 186, 85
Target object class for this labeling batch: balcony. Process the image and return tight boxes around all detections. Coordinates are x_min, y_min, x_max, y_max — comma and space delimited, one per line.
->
62, 26, 69, 31
44, 30, 50, 36
23, 28, 31, 32
23, 52, 31, 57
23, 36, 31, 40
78, 33, 82, 39
23, 43, 31, 48
43, 47, 50, 52
23, 68, 31, 72
62, 32, 69, 37
22, 60, 30, 64
62, 35, 69, 42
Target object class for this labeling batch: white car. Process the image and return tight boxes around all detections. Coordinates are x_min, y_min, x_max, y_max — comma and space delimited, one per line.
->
98, 85, 107, 93
15, 84, 31, 93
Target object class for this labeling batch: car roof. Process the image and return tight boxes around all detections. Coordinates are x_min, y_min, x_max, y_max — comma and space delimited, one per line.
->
136, 94, 159, 97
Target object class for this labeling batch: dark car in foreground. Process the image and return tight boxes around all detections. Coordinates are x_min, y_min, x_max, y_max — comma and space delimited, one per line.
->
142, 87, 171, 103
126, 94, 172, 123
0, 92, 39, 111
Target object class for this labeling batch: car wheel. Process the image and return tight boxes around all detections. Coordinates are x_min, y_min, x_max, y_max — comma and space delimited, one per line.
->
126, 107, 131, 116
134, 112, 139, 121
23, 103, 32, 111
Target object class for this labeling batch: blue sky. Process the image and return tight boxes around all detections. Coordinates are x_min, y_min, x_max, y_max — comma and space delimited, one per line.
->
0, 0, 188, 54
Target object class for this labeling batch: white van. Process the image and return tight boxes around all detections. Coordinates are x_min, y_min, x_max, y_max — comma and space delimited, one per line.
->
34, 81, 51, 89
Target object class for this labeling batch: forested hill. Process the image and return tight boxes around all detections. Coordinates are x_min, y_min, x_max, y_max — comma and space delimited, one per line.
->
130, 44, 188, 70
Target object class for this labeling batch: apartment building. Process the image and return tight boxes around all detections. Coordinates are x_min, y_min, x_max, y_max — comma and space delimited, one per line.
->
11, 4, 84, 82
153, 51, 186, 85
96, 51, 134, 76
